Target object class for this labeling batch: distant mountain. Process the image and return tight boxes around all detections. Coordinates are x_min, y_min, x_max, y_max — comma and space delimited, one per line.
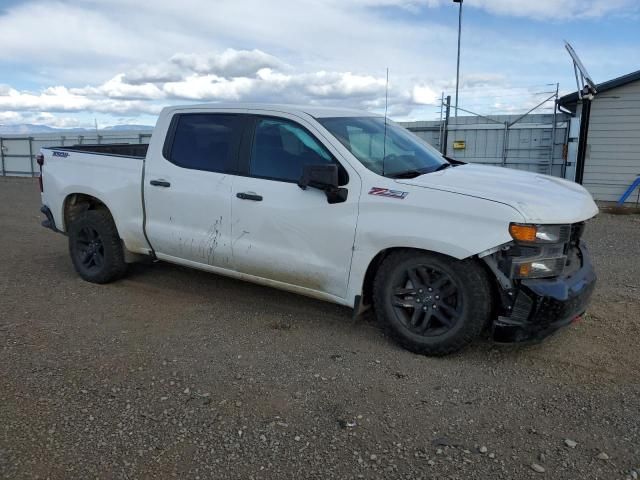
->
102, 124, 154, 131
0, 124, 154, 135
0, 124, 61, 134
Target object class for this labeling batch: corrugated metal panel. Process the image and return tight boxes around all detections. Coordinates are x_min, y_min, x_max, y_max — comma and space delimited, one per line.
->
583, 79, 640, 203
3, 114, 573, 181
401, 113, 569, 177
396, 120, 442, 151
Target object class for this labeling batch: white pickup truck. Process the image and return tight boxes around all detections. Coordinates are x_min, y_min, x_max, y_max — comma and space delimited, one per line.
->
38, 104, 598, 355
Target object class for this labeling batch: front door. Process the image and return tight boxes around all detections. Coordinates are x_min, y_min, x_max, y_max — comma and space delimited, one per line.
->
144, 112, 244, 269
230, 114, 361, 299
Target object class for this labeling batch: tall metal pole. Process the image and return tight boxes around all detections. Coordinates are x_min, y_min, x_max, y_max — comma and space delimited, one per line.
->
454, 0, 463, 117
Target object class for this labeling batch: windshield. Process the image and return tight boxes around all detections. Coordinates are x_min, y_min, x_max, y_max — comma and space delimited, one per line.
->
318, 116, 449, 178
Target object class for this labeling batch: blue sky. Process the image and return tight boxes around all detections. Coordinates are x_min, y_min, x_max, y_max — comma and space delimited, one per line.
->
0, 0, 638, 128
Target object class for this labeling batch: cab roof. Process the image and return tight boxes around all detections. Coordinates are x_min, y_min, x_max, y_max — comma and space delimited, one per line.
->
161, 103, 381, 119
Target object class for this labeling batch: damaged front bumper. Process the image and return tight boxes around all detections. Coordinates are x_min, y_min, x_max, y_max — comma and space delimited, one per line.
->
491, 242, 596, 343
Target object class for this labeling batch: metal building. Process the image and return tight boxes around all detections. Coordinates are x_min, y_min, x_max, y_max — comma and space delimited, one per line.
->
558, 70, 640, 204
400, 112, 569, 177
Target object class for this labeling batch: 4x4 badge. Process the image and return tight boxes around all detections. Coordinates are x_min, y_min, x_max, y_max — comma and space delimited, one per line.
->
368, 187, 408, 199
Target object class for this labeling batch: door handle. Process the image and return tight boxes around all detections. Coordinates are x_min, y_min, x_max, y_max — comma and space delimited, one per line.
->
150, 179, 171, 187
236, 192, 263, 201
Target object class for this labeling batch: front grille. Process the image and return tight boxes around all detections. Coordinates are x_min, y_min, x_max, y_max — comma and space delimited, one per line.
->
558, 225, 571, 243
512, 291, 534, 322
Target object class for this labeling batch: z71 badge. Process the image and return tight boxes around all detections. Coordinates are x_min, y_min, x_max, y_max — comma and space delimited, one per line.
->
368, 187, 409, 199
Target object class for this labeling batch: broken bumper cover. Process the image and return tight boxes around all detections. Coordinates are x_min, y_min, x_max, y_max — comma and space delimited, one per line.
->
492, 242, 596, 343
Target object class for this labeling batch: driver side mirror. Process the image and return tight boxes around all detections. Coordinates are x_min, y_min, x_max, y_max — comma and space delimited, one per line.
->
298, 164, 348, 204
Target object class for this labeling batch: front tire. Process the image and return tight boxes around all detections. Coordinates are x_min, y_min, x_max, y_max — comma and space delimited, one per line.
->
373, 250, 492, 356
68, 209, 127, 284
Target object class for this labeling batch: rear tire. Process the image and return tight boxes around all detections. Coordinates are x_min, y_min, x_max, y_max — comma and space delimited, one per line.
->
373, 250, 492, 356
68, 209, 127, 284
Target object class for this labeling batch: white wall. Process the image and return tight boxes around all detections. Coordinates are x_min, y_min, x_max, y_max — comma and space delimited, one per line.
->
583, 80, 640, 203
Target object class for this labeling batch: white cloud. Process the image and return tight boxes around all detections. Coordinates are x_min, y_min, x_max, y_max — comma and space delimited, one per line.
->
465, 0, 637, 20
0, 111, 23, 123
123, 63, 186, 85
0, 85, 162, 115
303, 72, 386, 98
71, 75, 166, 100
348, 0, 638, 19
170, 49, 287, 77
0, 0, 636, 126
0, 2, 155, 63
296, 0, 636, 19
161, 68, 389, 105
0, 42, 589, 125
31, 112, 86, 128
0, 111, 88, 128
163, 74, 255, 101
412, 84, 439, 105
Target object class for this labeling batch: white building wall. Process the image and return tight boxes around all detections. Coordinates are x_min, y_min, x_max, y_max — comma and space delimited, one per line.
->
583, 80, 640, 203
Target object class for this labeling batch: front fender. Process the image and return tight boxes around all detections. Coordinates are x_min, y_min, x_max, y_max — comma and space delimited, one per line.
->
346, 186, 525, 305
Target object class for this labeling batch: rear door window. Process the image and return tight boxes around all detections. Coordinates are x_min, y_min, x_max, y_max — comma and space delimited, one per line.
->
166, 114, 243, 173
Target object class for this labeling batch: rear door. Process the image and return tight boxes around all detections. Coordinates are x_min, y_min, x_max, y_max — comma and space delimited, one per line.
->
144, 111, 245, 269
230, 113, 361, 299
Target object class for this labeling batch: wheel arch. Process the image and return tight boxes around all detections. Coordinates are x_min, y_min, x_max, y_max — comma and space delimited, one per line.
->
63, 193, 116, 232
357, 246, 500, 312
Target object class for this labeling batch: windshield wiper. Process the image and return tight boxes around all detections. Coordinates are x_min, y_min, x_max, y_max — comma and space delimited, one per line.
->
443, 155, 466, 165
388, 164, 451, 178
387, 169, 429, 179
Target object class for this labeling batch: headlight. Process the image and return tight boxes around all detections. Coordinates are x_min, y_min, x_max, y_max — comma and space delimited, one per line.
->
509, 223, 570, 244
506, 223, 572, 279
511, 257, 566, 279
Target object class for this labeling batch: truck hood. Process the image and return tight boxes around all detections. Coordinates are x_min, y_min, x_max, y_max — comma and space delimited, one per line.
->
397, 164, 598, 224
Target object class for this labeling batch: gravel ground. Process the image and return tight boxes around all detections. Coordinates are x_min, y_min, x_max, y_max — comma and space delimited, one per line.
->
1, 177, 639, 480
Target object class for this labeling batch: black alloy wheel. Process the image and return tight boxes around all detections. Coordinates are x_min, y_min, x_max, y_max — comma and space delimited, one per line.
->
373, 250, 492, 356
390, 265, 463, 337
68, 209, 128, 284
74, 226, 105, 274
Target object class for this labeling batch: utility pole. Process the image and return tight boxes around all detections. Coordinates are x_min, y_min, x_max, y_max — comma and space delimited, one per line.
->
453, 0, 463, 117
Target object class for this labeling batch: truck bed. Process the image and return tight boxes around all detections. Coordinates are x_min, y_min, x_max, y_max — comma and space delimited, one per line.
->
40, 145, 150, 254
52, 143, 149, 158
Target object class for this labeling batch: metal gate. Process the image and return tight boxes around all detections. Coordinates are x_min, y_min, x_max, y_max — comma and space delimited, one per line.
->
401, 112, 569, 178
